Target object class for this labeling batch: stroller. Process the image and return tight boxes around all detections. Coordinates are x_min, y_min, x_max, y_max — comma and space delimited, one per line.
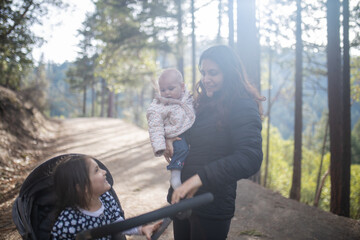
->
12, 154, 126, 239
12, 153, 213, 240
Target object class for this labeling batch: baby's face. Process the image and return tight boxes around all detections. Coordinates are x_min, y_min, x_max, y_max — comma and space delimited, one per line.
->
158, 77, 184, 99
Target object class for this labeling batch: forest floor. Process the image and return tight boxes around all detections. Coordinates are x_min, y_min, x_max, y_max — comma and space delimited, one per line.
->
0, 86, 359, 240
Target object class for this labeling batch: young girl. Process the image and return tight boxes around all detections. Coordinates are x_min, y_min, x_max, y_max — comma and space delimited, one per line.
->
146, 68, 195, 191
51, 154, 161, 240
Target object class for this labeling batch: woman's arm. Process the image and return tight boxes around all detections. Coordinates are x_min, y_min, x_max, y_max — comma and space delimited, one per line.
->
171, 174, 202, 204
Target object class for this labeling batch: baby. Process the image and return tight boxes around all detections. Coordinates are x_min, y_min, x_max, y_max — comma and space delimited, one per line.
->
146, 68, 195, 190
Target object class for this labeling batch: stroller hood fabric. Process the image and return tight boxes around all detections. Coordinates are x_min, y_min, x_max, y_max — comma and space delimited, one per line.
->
12, 154, 124, 240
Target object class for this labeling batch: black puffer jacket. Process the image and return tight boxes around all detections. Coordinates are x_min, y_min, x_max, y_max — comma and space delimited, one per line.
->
168, 96, 263, 220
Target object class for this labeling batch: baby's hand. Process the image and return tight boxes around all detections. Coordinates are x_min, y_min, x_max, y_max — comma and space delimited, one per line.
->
164, 137, 182, 163
140, 220, 163, 240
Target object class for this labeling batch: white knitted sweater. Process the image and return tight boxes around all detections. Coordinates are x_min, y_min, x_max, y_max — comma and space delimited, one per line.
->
146, 90, 195, 156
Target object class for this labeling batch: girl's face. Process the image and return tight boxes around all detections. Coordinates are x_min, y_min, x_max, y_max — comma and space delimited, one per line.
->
199, 59, 224, 97
86, 158, 111, 197
158, 76, 184, 99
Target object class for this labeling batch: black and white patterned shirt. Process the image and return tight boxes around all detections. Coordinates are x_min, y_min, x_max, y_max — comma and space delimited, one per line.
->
51, 191, 140, 239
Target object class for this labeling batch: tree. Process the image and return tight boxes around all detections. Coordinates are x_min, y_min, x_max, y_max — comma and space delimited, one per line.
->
327, 0, 350, 217
191, 0, 196, 93
228, 0, 234, 48
236, 0, 260, 90
342, 0, 351, 218
216, 0, 223, 44
290, 0, 303, 201
237, 0, 261, 183
176, 0, 184, 77
0, 0, 64, 90
263, 47, 273, 188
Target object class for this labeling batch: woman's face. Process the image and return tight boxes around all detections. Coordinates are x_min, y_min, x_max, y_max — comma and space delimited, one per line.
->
86, 158, 111, 197
199, 59, 224, 97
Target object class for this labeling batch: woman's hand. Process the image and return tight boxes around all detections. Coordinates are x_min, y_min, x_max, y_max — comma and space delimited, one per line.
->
171, 174, 202, 204
164, 137, 181, 163
140, 220, 163, 240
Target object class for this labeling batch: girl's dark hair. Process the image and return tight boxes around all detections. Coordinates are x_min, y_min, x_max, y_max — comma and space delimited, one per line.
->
196, 45, 264, 119
53, 155, 92, 211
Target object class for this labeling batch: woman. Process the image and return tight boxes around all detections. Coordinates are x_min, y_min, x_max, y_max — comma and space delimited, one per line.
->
165, 45, 264, 240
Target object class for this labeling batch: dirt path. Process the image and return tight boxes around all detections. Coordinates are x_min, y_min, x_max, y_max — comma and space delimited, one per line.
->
5, 118, 360, 240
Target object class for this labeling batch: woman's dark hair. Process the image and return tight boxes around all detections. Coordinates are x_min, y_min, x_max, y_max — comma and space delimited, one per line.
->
53, 155, 92, 211
196, 45, 264, 118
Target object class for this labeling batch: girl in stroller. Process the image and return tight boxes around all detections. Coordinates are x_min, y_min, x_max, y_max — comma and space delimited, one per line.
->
51, 154, 161, 240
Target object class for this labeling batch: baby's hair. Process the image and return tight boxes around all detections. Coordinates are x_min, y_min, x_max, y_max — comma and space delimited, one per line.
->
158, 68, 183, 84
53, 155, 93, 211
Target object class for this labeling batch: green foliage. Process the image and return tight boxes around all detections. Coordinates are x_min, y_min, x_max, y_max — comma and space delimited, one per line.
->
261, 121, 293, 196
351, 56, 360, 103
90, 0, 172, 90
0, 0, 64, 90
350, 164, 360, 219
351, 119, 360, 164
262, 121, 360, 219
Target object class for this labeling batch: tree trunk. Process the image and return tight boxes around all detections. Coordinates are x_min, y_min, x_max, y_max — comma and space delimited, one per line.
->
91, 80, 95, 117
107, 89, 114, 118
341, 0, 351, 217
217, 0, 222, 44
101, 78, 105, 117
264, 47, 273, 188
113, 93, 117, 118
314, 168, 330, 207
236, 0, 260, 91
83, 84, 87, 117
290, 0, 303, 201
191, 0, 196, 94
314, 117, 329, 205
237, 0, 261, 184
327, 0, 347, 216
176, 0, 184, 77
228, 0, 234, 48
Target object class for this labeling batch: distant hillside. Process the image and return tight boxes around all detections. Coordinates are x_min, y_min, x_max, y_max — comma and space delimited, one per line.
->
260, 49, 360, 139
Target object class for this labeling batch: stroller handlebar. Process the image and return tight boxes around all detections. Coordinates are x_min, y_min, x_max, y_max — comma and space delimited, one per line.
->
76, 192, 214, 240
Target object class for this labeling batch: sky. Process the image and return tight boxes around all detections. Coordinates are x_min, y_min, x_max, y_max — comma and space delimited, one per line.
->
32, 0, 95, 64
31, 1, 223, 64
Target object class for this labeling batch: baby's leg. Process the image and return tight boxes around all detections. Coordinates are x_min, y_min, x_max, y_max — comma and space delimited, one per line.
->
171, 170, 182, 189
167, 135, 188, 189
